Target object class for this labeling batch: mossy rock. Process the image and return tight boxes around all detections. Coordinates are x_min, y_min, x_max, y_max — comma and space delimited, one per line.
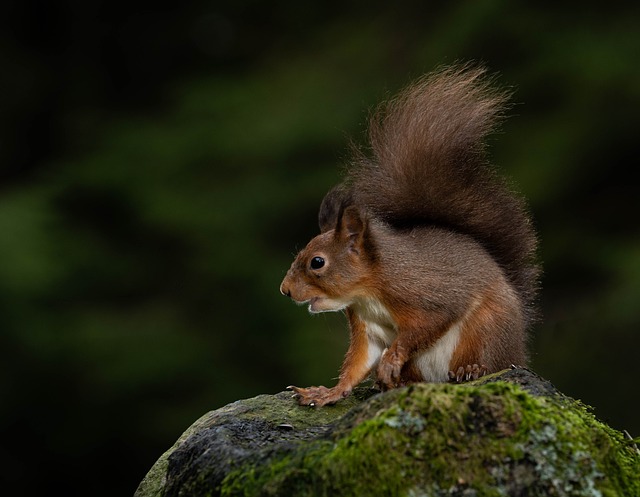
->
135, 368, 639, 497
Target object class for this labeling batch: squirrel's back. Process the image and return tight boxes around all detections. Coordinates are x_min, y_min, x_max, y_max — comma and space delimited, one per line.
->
344, 65, 539, 324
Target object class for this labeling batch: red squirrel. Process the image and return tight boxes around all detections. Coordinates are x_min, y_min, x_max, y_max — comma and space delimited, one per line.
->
280, 65, 539, 407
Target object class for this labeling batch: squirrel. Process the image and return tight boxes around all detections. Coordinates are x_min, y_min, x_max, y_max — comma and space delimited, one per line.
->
280, 65, 539, 407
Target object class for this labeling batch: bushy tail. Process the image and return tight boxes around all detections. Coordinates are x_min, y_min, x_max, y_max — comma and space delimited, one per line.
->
348, 65, 539, 321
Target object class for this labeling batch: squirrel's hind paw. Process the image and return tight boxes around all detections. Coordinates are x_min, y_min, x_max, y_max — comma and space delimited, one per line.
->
448, 364, 487, 383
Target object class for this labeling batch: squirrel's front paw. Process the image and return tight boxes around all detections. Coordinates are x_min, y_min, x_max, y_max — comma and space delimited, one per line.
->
287, 385, 350, 407
448, 364, 487, 383
376, 348, 406, 390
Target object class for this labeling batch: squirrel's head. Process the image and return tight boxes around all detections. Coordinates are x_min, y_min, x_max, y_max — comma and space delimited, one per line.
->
280, 205, 375, 314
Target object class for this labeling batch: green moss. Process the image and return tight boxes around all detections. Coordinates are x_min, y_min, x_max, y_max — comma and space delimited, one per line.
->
135, 387, 379, 497
219, 381, 639, 497
234, 389, 370, 429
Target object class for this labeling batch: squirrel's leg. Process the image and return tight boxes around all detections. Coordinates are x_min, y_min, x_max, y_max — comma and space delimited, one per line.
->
288, 308, 377, 407
398, 360, 423, 386
377, 310, 452, 390
446, 286, 522, 383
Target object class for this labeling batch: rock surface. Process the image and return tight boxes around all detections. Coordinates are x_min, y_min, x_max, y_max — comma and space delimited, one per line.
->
135, 368, 639, 497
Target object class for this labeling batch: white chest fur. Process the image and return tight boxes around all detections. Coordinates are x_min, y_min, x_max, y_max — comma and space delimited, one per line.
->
351, 297, 396, 370
352, 297, 397, 345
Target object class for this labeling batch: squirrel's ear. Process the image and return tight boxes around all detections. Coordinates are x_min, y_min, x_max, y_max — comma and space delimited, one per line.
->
338, 205, 366, 251
319, 185, 353, 233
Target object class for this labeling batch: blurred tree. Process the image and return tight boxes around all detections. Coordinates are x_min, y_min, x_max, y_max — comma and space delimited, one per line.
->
0, 1, 638, 496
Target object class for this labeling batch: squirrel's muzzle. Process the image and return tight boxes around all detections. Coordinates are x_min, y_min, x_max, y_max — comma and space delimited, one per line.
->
280, 280, 291, 298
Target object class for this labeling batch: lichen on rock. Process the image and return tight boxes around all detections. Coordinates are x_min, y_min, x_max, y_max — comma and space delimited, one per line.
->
135, 369, 639, 497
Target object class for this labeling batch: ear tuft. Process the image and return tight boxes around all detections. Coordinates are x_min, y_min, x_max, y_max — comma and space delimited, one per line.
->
318, 185, 353, 233
341, 206, 364, 238
337, 206, 368, 255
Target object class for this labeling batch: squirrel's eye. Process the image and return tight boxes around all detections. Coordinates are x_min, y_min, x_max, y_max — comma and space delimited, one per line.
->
310, 256, 325, 270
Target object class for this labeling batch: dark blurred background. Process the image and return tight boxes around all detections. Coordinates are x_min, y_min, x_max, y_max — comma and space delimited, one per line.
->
1, 1, 638, 495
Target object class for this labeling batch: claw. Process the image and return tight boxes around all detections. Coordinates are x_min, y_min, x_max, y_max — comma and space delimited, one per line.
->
449, 364, 488, 384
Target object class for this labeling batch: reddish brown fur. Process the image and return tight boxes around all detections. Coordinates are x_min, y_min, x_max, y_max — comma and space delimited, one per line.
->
281, 65, 539, 407
449, 282, 526, 372
338, 309, 370, 388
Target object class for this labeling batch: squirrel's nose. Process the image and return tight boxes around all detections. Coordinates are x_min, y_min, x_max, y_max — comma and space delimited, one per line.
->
280, 282, 291, 298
